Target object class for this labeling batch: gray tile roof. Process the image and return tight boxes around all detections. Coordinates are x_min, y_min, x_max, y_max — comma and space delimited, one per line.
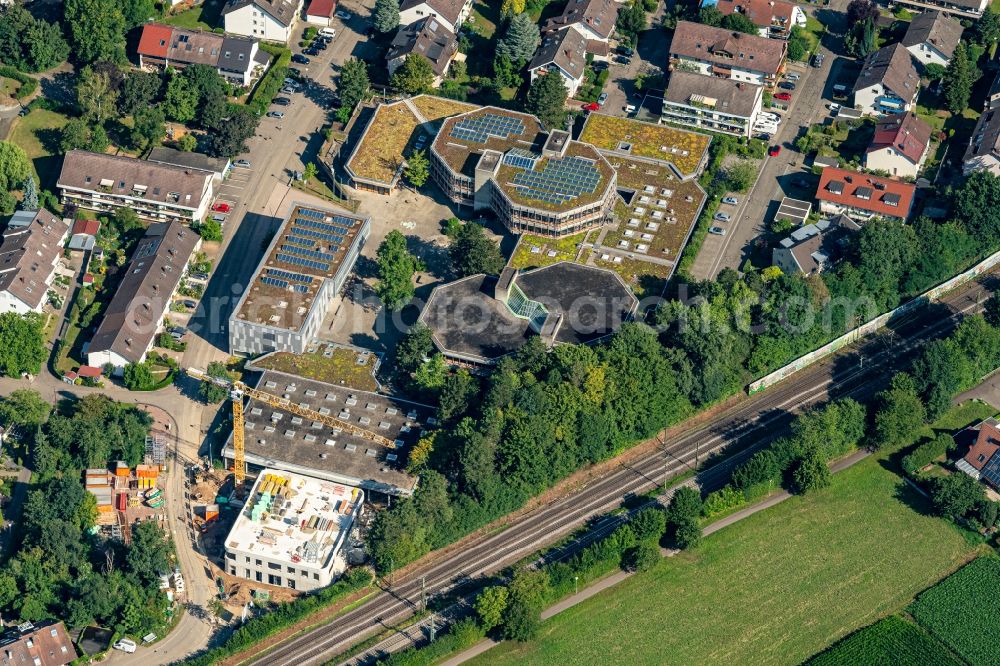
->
901, 10, 963, 60
387, 17, 458, 77
529, 27, 588, 81
223, 0, 300, 26
147, 147, 230, 176
670, 21, 787, 76
88, 221, 199, 364
853, 43, 919, 99
663, 70, 761, 118
219, 35, 259, 73
0, 209, 68, 310
542, 0, 620, 39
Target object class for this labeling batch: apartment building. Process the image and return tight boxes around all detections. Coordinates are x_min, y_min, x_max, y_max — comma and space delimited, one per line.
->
136, 23, 268, 86
541, 0, 620, 43
0, 210, 70, 315
223, 0, 303, 42
852, 43, 920, 116
668, 21, 787, 87
386, 17, 459, 87
661, 70, 763, 137
815, 167, 917, 222
901, 10, 963, 68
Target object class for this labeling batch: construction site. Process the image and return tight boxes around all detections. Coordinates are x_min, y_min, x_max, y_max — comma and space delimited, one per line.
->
85, 460, 166, 544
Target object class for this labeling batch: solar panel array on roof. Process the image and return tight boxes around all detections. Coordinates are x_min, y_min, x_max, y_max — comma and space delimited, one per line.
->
982, 452, 1000, 488
276, 252, 330, 272
262, 276, 289, 289
504, 148, 539, 170
281, 245, 335, 262
266, 268, 314, 284
511, 155, 602, 206
450, 113, 525, 144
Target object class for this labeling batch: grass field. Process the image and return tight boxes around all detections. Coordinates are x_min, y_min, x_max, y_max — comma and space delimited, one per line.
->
9, 107, 71, 190
472, 456, 980, 666
804, 615, 961, 666
909, 556, 1000, 666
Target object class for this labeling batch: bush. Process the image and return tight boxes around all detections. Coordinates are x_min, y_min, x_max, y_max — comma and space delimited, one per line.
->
622, 541, 660, 572
0, 66, 38, 100
702, 485, 747, 519
378, 619, 485, 665
901, 433, 954, 476
248, 44, 292, 115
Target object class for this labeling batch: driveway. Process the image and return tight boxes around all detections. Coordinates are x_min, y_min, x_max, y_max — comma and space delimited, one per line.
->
601, 0, 669, 117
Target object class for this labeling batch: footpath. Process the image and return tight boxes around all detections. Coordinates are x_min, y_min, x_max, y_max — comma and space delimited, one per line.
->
440, 449, 871, 666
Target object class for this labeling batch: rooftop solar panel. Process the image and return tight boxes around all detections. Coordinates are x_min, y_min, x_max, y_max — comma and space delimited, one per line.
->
275, 252, 331, 272
511, 155, 602, 205
450, 112, 526, 144
266, 268, 314, 284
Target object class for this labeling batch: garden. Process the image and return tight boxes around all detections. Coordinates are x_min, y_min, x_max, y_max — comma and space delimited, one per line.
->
9, 104, 72, 190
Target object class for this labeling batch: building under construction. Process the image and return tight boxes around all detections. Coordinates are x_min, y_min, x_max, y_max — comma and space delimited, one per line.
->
222, 469, 363, 591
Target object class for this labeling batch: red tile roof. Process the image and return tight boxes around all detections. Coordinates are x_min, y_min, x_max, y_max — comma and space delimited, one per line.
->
137, 23, 172, 59
965, 419, 1000, 470
82, 273, 95, 284
78, 365, 103, 378
306, 0, 336, 17
867, 112, 933, 165
71, 218, 100, 236
815, 167, 916, 219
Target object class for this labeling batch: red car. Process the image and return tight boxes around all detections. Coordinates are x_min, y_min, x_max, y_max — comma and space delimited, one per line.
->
582, 102, 600, 112
774, 92, 792, 101
768, 145, 781, 157
212, 202, 232, 213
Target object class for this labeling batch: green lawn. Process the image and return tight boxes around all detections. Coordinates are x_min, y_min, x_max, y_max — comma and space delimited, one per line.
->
9, 107, 71, 190
163, 0, 224, 30
804, 615, 962, 666
472, 456, 981, 666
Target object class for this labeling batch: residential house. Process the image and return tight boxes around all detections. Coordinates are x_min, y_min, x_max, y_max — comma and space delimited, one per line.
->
668, 21, 788, 87
815, 167, 917, 222
398, 0, 472, 34
387, 17, 459, 87
223, 0, 304, 42
87, 220, 200, 370
771, 215, 860, 276
57, 150, 215, 225
661, 70, 763, 137
892, 0, 989, 20
964, 105, 1000, 174
711, 0, 807, 40
0, 621, 76, 666
852, 43, 920, 116
956, 417, 1000, 489
985, 68, 1000, 110
136, 22, 268, 86
68, 217, 100, 252
0, 210, 69, 314
147, 146, 231, 184
541, 0, 620, 43
864, 111, 933, 178
528, 27, 588, 98
305, 0, 336, 25
901, 11, 963, 68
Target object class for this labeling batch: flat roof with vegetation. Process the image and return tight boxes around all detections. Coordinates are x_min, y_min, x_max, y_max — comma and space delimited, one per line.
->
579, 113, 711, 178
345, 101, 423, 186
410, 94, 477, 123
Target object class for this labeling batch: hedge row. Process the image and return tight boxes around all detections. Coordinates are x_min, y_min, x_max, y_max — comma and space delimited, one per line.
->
185, 568, 372, 666
901, 434, 954, 477
0, 66, 38, 100
247, 43, 291, 116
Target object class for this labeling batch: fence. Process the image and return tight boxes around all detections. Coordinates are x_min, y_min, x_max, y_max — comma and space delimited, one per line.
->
747, 246, 1000, 394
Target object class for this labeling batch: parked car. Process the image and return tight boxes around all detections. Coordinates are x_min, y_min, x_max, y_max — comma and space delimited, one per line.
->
212, 202, 231, 213
811, 53, 825, 68
273, 97, 291, 106
170, 329, 186, 341
778, 81, 796, 90
182, 300, 198, 309
313, 41, 327, 50
282, 77, 299, 87
233, 159, 251, 168
335, 9, 351, 19
113, 639, 137, 654
828, 102, 841, 113
708, 226, 727, 236
303, 47, 319, 56
786, 72, 801, 81
616, 45, 634, 56
582, 102, 600, 111
266, 111, 285, 118
321, 26, 337, 37
722, 196, 739, 205
774, 92, 792, 101
288, 66, 303, 77
768, 145, 781, 157
614, 55, 631, 65
714, 212, 731, 222
280, 86, 297, 94
759, 112, 781, 123
291, 54, 310, 64
597, 92, 608, 106
211, 213, 227, 223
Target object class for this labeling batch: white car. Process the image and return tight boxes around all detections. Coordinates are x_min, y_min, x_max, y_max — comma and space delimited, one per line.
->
113, 638, 137, 654
335, 10, 350, 19
758, 113, 781, 124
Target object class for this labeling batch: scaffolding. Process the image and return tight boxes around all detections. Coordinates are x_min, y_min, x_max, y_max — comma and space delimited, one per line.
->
145, 435, 167, 467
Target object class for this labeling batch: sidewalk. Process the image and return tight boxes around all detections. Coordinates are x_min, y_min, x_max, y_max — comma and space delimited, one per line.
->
441, 449, 872, 666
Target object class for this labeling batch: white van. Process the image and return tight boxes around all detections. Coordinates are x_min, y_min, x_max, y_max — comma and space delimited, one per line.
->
319, 27, 336, 38
113, 638, 137, 654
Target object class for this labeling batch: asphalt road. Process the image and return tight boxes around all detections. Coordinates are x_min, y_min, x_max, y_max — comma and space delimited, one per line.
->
242, 266, 1000, 666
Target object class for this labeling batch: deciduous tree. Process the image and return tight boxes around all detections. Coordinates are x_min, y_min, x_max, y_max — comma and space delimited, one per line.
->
163, 71, 198, 123
64, 0, 127, 64
0, 313, 45, 377
76, 67, 119, 124
131, 105, 166, 153
376, 230, 421, 310
722, 13, 759, 34
525, 72, 567, 129
391, 54, 435, 94
475, 586, 509, 631
448, 223, 504, 277
0, 390, 49, 429
338, 58, 370, 121
872, 372, 926, 449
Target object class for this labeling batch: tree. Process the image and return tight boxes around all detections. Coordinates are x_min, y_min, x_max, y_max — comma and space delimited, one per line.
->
722, 13, 760, 35
871, 373, 926, 449
0, 390, 50, 429
303, 162, 318, 182
63, 0, 127, 64
206, 107, 258, 157
339, 58, 370, 115
396, 323, 434, 377
792, 446, 830, 494
199, 92, 229, 131
76, 67, 119, 124
0, 313, 45, 377
20, 175, 38, 211
845, 18, 876, 58
928, 473, 985, 520
667, 486, 702, 549
177, 134, 198, 152
698, 6, 723, 26
622, 541, 660, 572
725, 159, 757, 192
131, 105, 166, 153
616, 1, 647, 44
629, 507, 667, 542
123, 362, 155, 391
943, 41, 975, 114
391, 54, 435, 94
475, 586, 509, 631
194, 218, 223, 242
974, 5, 1000, 47
122, 0, 158, 29
501, 569, 549, 641
787, 26, 811, 62
198, 362, 231, 403
163, 71, 198, 123
448, 223, 504, 277
525, 72, 568, 129
404, 149, 429, 188
954, 170, 1000, 245
497, 12, 540, 63
501, 0, 527, 16
373, 0, 400, 33
846, 0, 879, 24
438, 370, 478, 422
126, 522, 171, 584
923, 62, 947, 83
986, 294, 1000, 328
118, 70, 163, 116
376, 230, 421, 310
0, 7, 69, 72
492, 53, 522, 89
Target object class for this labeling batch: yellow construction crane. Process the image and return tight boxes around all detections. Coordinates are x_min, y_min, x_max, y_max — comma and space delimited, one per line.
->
186, 367, 394, 486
